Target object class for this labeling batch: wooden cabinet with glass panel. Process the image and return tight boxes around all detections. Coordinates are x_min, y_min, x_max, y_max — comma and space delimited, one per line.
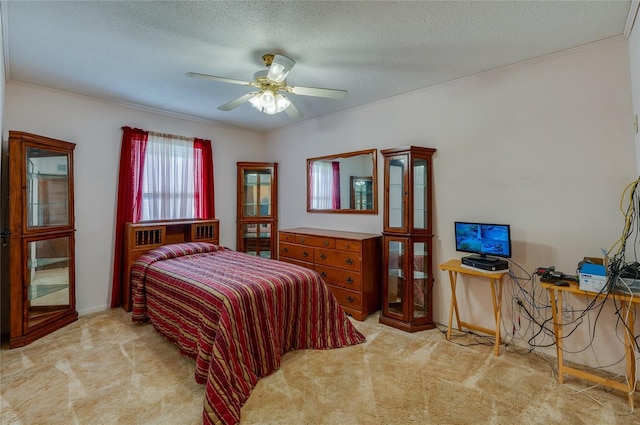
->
236, 162, 278, 258
380, 146, 437, 332
8, 131, 78, 348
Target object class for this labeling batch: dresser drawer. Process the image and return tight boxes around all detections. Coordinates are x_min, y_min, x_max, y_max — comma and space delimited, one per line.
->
335, 239, 361, 253
279, 232, 296, 243
279, 242, 314, 262
315, 265, 362, 291
296, 235, 335, 249
315, 248, 361, 271
280, 256, 313, 270
327, 286, 362, 311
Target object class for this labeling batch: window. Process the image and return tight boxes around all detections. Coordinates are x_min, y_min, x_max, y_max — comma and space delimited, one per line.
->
142, 134, 197, 220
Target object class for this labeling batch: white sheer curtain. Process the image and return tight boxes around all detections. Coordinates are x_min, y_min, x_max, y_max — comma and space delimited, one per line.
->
311, 160, 333, 209
142, 133, 196, 220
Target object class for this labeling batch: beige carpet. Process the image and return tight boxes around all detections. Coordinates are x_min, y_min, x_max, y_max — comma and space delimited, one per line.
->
1, 308, 637, 424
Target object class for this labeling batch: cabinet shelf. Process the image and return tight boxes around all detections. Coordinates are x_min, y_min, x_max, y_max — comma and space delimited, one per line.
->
29, 283, 69, 301
27, 257, 69, 269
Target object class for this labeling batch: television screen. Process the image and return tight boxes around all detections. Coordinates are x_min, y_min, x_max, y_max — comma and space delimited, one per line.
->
454, 222, 512, 259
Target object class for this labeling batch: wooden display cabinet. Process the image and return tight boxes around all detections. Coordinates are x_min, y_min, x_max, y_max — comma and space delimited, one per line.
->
237, 162, 277, 258
380, 146, 437, 332
8, 131, 78, 348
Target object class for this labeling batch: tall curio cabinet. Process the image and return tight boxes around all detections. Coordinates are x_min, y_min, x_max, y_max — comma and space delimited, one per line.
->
380, 146, 436, 332
237, 162, 277, 258
8, 131, 78, 348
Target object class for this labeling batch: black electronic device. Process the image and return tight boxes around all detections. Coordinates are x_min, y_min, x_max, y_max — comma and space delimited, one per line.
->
554, 280, 570, 287
540, 270, 564, 283
455, 222, 512, 261
620, 262, 640, 279
461, 255, 509, 271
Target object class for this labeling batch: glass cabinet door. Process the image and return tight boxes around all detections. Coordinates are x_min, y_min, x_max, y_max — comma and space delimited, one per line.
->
242, 169, 273, 218
26, 146, 72, 229
385, 155, 407, 232
238, 222, 273, 258
412, 240, 430, 320
26, 234, 74, 329
413, 157, 428, 230
384, 237, 407, 319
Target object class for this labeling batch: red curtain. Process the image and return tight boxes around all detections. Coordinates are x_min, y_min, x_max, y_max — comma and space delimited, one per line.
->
194, 138, 215, 218
331, 161, 341, 209
110, 127, 148, 308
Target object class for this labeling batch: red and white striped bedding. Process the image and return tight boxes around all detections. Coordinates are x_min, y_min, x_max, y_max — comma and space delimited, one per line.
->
130, 242, 365, 425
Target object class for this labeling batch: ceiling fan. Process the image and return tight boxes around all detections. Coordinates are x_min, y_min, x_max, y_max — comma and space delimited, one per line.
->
186, 54, 348, 118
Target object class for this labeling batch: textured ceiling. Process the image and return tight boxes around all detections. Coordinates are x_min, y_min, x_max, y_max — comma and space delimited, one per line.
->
2, 1, 635, 132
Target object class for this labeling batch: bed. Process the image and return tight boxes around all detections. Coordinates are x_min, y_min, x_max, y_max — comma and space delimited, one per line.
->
126, 220, 365, 425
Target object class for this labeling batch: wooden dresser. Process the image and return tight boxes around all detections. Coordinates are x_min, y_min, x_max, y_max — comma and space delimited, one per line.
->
278, 227, 382, 320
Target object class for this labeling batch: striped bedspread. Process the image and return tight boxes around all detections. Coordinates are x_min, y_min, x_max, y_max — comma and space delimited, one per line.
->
130, 242, 365, 425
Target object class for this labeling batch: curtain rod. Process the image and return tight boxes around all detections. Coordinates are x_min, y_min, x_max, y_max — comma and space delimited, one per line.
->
148, 130, 194, 142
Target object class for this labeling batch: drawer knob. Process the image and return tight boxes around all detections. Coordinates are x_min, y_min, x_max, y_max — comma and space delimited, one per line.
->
345, 258, 354, 265
346, 296, 355, 303
320, 272, 327, 278
283, 247, 288, 253
320, 254, 327, 260
323, 241, 330, 246
345, 245, 350, 249
346, 277, 354, 284
300, 237, 305, 243
303, 251, 309, 257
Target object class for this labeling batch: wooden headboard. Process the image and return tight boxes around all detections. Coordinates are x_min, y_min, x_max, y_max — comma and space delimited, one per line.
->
122, 219, 220, 311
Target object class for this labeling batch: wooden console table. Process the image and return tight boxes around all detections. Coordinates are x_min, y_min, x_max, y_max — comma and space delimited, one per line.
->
542, 281, 638, 409
439, 259, 508, 356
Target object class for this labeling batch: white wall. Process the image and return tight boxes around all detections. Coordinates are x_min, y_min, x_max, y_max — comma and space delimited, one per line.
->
265, 39, 637, 371
630, 6, 640, 171
2, 83, 265, 315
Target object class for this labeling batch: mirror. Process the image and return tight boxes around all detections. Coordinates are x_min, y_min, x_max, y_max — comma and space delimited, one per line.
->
307, 149, 378, 214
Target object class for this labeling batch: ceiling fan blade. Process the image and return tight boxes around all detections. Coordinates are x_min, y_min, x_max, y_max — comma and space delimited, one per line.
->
289, 85, 349, 99
218, 92, 258, 111
285, 101, 303, 119
267, 54, 296, 83
186, 72, 251, 86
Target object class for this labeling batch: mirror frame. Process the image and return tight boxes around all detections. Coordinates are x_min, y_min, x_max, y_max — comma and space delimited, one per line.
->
306, 148, 378, 214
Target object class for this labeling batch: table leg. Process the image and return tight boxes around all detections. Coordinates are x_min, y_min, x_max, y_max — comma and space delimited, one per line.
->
447, 270, 458, 341
549, 288, 564, 384
622, 300, 636, 410
492, 278, 503, 356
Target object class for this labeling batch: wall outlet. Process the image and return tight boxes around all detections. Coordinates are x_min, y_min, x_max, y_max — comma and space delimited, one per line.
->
562, 304, 573, 321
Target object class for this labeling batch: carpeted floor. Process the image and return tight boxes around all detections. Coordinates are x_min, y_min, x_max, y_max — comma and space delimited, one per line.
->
1, 308, 637, 424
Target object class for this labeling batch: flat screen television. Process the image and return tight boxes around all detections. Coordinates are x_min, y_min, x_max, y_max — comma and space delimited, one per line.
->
454, 222, 512, 261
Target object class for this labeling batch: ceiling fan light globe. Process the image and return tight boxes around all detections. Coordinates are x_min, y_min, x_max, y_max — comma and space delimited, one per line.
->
274, 93, 291, 113
249, 90, 290, 115
248, 93, 263, 111
268, 63, 288, 83
267, 54, 295, 83
261, 90, 277, 114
